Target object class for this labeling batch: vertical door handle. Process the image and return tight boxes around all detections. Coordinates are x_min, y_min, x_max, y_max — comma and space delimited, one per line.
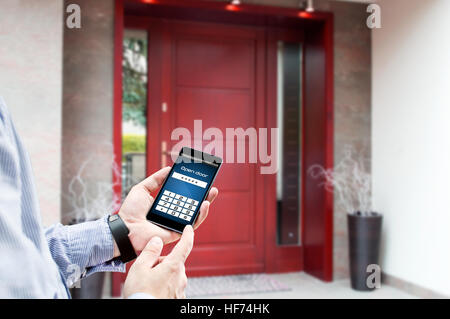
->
161, 141, 178, 167
161, 141, 168, 168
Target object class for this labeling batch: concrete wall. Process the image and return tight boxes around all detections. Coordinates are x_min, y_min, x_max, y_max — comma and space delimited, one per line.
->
372, 0, 450, 296
62, 0, 116, 224
0, 0, 63, 226
315, 0, 372, 280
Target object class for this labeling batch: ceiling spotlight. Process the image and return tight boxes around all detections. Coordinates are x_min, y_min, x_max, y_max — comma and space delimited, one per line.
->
305, 0, 314, 12
231, 0, 241, 5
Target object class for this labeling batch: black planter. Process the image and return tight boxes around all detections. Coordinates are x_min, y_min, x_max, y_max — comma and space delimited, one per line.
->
347, 212, 382, 291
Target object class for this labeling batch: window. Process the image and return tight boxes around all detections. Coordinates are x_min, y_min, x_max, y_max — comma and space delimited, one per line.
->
122, 29, 148, 197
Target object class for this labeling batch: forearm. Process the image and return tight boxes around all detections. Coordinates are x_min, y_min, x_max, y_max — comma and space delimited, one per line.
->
45, 215, 125, 284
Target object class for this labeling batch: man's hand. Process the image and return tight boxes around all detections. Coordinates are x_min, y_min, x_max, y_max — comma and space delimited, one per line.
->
123, 226, 194, 299
116, 166, 218, 256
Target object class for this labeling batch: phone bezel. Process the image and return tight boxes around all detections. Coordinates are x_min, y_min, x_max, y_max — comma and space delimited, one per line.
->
146, 147, 222, 233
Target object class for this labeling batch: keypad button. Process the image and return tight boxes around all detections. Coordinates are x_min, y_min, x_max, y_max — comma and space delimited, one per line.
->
173, 199, 184, 206
182, 208, 195, 216
184, 203, 196, 211
160, 201, 171, 208
161, 195, 173, 203
163, 190, 174, 197
179, 214, 192, 221
186, 198, 199, 206
168, 210, 179, 217
175, 194, 187, 201
156, 205, 168, 213
170, 204, 182, 212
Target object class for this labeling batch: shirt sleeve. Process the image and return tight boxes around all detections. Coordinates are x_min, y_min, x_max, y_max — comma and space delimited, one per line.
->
44, 214, 126, 286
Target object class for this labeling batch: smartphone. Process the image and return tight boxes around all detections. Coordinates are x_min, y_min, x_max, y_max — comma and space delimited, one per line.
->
147, 147, 222, 233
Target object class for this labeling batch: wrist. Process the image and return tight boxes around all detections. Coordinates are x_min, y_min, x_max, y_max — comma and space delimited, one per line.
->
113, 216, 135, 258
113, 212, 131, 258
107, 214, 137, 263
113, 238, 121, 258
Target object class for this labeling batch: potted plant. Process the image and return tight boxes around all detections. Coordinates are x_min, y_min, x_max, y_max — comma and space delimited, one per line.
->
63, 157, 121, 298
309, 146, 382, 291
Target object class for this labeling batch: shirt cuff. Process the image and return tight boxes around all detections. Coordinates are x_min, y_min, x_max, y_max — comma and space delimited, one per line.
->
84, 258, 126, 277
68, 214, 126, 278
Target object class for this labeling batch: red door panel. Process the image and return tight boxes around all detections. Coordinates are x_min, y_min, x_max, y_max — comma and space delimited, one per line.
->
149, 20, 265, 276
175, 88, 254, 130
195, 192, 253, 244
175, 37, 253, 89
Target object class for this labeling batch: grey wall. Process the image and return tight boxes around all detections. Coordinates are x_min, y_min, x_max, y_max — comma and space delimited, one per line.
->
315, 0, 371, 280
62, 0, 116, 224
0, 0, 63, 226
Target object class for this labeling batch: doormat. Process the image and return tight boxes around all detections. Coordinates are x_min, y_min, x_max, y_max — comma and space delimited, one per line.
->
186, 274, 291, 298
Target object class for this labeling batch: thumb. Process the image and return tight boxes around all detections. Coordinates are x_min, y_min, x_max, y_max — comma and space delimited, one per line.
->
136, 236, 163, 268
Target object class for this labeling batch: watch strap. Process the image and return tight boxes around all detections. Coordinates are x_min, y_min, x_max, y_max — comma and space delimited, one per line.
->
108, 214, 137, 263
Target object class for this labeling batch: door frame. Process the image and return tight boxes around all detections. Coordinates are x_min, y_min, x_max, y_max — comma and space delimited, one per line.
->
113, 0, 334, 296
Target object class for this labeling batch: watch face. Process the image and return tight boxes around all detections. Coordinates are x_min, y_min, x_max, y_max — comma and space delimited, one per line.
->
109, 215, 119, 222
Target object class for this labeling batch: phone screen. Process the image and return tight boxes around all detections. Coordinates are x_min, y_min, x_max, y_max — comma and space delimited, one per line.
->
147, 147, 222, 233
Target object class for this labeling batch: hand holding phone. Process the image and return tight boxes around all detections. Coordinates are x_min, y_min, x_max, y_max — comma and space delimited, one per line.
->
116, 156, 219, 253
147, 147, 222, 233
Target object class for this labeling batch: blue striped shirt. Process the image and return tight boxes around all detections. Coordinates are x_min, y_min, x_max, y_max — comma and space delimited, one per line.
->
0, 97, 125, 298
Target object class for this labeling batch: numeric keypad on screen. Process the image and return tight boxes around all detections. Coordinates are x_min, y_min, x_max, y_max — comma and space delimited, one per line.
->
155, 190, 199, 222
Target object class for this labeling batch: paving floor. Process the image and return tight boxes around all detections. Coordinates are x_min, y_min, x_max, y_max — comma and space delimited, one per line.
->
103, 271, 418, 299
194, 272, 418, 299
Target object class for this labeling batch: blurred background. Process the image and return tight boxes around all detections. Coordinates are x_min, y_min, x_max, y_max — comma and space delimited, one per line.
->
0, 0, 449, 299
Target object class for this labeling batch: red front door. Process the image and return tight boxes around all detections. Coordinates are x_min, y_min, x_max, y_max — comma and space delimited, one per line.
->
148, 20, 267, 276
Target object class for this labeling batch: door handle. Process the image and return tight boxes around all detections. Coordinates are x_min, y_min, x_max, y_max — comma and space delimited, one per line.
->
161, 141, 178, 167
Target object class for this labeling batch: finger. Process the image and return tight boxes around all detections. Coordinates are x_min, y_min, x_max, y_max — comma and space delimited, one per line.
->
136, 236, 163, 267
139, 166, 171, 193
142, 220, 181, 245
193, 200, 209, 230
206, 187, 218, 204
165, 225, 194, 263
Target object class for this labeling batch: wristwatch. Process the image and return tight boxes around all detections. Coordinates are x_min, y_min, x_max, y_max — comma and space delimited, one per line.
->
107, 214, 137, 263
